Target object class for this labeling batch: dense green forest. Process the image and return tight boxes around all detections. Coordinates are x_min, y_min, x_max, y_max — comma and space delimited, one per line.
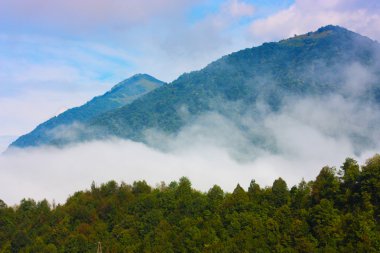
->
1, 154, 380, 252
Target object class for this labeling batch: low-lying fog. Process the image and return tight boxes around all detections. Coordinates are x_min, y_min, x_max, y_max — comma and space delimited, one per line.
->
1, 91, 379, 206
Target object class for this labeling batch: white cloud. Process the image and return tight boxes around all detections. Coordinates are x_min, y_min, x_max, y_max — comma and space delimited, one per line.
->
0, 34, 136, 92
0, 136, 364, 206
143, 0, 256, 81
249, 0, 380, 43
0, 34, 142, 137
0, 91, 97, 137
0, 136, 17, 154
2, 85, 379, 205
0, 0, 200, 32
222, 0, 255, 18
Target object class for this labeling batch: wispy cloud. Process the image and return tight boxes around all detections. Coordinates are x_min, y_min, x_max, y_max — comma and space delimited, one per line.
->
0, 91, 96, 137
249, 0, 380, 43
0, 0, 200, 33
0, 34, 141, 137
2, 90, 378, 205
222, 0, 255, 18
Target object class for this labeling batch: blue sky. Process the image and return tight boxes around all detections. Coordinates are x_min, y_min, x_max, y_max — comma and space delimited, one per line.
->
0, 0, 380, 141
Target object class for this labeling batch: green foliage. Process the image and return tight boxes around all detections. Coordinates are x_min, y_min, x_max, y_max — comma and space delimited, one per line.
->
1, 155, 380, 252
359, 154, 380, 217
309, 199, 342, 248
271, 177, 290, 207
312, 166, 340, 204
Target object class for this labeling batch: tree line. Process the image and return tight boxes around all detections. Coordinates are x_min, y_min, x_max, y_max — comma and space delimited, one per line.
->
1, 154, 380, 252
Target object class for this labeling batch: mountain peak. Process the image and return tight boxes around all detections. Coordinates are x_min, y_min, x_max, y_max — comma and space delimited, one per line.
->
130, 73, 160, 81
10, 73, 164, 148
110, 73, 164, 92
278, 25, 368, 46
316, 24, 347, 33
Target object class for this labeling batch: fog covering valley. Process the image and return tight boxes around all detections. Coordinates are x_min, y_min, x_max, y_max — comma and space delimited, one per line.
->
2, 33, 380, 205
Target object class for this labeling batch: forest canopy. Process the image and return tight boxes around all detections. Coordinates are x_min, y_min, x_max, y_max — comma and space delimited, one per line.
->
1, 154, 380, 252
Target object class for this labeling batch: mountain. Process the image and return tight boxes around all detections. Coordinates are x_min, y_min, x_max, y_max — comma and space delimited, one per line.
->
10, 74, 164, 148
87, 25, 380, 141
10, 25, 380, 149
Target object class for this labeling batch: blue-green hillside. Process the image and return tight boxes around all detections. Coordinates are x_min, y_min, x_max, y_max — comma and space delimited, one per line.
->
88, 26, 380, 141
11, 25, 380, 148
10, 74, 164, 148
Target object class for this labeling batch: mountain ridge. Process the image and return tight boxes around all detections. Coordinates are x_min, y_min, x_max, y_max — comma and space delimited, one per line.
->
10, 25, 380, 149
10, 74, 164, 148
86, 25, 380, 140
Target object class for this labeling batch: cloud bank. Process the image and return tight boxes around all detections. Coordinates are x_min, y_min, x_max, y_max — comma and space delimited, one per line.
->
1, 0, 380, 206
1, 88, 379, 206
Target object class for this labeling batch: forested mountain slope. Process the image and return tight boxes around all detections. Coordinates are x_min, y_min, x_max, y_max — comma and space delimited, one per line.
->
10, 74, 164, 148
10, 25, 380, 149
87, 25, 380, 143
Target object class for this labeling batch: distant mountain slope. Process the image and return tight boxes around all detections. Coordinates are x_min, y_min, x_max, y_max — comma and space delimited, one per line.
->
10, 74, 164, 148
87, 25, 380, 141
10, 25, 380, 149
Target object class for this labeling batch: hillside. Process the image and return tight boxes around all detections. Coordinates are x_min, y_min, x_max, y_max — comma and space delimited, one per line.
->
86, 26, 380, 143
10, 74, 164, 148
10, 25, 380, 149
